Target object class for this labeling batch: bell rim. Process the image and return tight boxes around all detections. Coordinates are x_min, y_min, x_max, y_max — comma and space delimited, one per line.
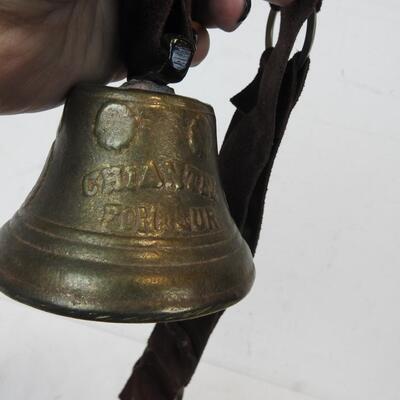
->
0, 220, 255, 323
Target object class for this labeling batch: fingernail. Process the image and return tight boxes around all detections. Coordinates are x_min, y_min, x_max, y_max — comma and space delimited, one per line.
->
237, 0, 252, 24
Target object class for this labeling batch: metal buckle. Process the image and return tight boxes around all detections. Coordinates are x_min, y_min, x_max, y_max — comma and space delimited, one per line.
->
266, 8, 317, 67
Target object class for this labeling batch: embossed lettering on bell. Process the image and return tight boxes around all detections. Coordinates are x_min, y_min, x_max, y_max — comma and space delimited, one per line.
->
0, 84, 255, 322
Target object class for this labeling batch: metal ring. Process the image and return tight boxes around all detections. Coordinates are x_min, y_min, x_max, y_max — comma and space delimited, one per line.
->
265, 8, 317, 67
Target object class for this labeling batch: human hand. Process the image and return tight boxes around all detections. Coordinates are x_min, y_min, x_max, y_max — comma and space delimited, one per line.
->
0, 0, 293, 114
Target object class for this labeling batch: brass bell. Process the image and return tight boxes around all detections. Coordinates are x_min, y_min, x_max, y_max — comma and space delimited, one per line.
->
0, 84, 254, 322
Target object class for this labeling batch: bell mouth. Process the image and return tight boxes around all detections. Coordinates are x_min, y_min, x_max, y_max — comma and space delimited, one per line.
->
0, 211, 254, 323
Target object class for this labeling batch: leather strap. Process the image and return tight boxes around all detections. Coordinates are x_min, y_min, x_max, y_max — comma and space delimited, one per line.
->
120, 2, 322, 399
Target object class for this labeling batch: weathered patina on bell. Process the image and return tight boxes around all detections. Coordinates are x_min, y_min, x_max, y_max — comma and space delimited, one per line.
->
0, 84, 254, 322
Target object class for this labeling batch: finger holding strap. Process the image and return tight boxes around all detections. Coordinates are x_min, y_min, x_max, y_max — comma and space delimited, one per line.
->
192, 0, 296, 32
191, 22, 210, 66
192, 0, 251, 32
190, 0, 297, 66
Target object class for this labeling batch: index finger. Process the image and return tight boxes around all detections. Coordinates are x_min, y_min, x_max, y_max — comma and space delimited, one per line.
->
192, 0, 295, 32
192, 0, 249, 32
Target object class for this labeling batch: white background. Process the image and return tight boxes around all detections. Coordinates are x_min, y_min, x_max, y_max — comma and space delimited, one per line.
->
1, 1, 400, 399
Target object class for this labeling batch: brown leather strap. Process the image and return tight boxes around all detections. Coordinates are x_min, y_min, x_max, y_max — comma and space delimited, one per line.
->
120, 2, 322, 399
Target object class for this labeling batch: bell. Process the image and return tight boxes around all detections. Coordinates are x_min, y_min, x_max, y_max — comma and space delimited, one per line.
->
0, 84, 254, 322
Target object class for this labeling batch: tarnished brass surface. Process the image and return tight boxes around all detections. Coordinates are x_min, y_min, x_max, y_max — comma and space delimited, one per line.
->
0, 84, 254, 323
